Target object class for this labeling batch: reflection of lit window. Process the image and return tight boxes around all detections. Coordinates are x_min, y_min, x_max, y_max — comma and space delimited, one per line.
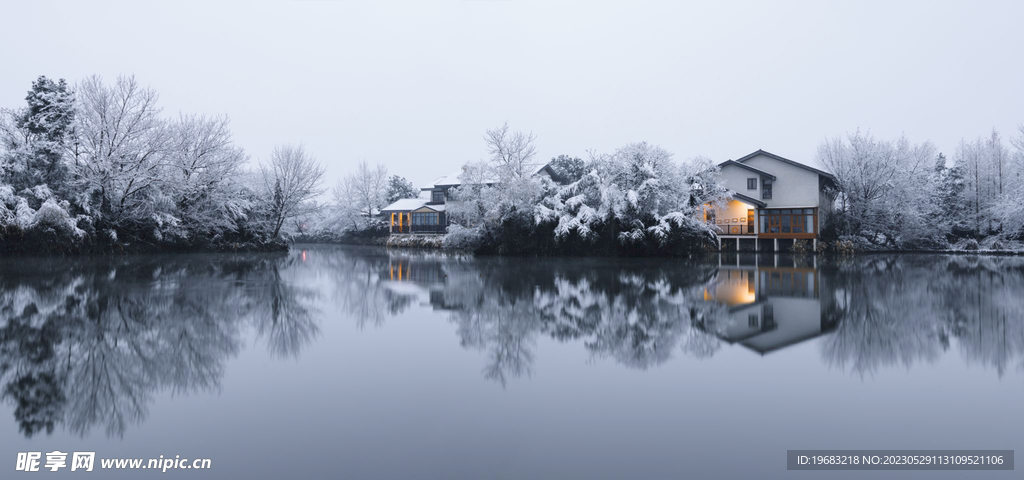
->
748, 314, 758, 327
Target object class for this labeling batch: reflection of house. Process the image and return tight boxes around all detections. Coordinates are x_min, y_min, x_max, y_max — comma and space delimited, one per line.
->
379, 255, 450, 308
380, 163, 561, 235
709, 150, 837, 251
703, 259, 837, 355
384, 256, 446, 284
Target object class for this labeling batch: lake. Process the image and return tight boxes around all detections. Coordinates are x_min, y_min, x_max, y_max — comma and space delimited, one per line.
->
1, 245, 1022, 479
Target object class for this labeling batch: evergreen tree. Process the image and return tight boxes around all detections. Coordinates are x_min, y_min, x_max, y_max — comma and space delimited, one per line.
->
548, 154, 586, 184
384, 175, 418, 204
11, 76, 75, 192
935, 153, 968, 237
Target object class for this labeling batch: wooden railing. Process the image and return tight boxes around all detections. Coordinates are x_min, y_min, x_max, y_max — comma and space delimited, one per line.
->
715, 224, 756, 235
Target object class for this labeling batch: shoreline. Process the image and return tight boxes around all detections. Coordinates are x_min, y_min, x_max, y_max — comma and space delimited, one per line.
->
294, 241, 1024, 258
5, 236, 1023, 258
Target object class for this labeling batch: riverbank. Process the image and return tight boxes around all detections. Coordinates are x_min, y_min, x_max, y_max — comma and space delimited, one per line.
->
0, 230, 288, 256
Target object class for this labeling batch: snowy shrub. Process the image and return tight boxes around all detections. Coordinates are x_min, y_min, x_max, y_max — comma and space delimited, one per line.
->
834, 239, 856, 255
386, 234, 443, 249
986, 238, 1007, 251
22, 184, 54, 203
31, 199, 84, 238
151, 212, 186, 242
14, 197, 34, 230
443, 225, 483, 250
0, 185, 15, 228
792, 239, 811, 254
815, 239, 829, 254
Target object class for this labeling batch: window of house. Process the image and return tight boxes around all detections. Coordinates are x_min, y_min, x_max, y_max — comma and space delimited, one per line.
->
411, 213, 438, 225
747, 178, 757, 190
748, 313, 759, 328
757, 208, 816, 234
431, 190, 445, 203
762, 180, 772, 199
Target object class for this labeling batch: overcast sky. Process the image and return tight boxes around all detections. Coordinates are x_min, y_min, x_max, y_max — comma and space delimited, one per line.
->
2, 0, 1022, 188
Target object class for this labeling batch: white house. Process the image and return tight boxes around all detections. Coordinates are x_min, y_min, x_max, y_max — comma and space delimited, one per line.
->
710, 150, 837, 251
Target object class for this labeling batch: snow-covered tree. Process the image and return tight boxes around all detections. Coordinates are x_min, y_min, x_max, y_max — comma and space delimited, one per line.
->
332, 160, 388, 228
484, 121, 537, 181
163, 114, 248, 238
818, 131, 939, 247
950, 132, 1010, 237
1000, 125, 1024, 235
933, 153, 968, 236
259, 144, 325, 238
548, 154, 586, 184
72, 75, 170, 230
0, 76, 76, 195
535, 142, 726, 250
446, 160, 498, 228
384, 175, 418, 204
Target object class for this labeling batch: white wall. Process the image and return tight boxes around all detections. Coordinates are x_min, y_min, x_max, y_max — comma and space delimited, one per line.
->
714, 199, 757, 234
741, 154, 821, 208
720, 164, 760, 198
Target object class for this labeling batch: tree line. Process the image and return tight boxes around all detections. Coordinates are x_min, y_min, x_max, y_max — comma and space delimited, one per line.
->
9, 74, 1022, 255
818, 128, 1024, 250
0, 75, 325, 253
325, 121, 731, 255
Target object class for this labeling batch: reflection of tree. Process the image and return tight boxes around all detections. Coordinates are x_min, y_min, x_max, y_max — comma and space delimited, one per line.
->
249, 257, 321, 358
3, 372, 64, 437
432, 258, 723, 382
820, 255, 1024, 379
451, 303, 538, 387
942, 256, 1024, 377
0, 253, 318, 438
319, 247, 419, 328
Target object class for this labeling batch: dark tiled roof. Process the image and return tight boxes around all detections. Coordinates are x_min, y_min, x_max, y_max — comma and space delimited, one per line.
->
718, 159, 776, 180
732, 192, 767, 208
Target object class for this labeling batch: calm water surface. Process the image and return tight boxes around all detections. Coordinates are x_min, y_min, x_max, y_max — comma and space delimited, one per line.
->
1, 245, 1022, 479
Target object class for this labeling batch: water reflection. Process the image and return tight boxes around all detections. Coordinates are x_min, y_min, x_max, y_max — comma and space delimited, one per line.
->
0, 254, 318, 438
375, 249, 1024, 385
821, 255, 1024, 377
2, 246, 1024, 439
704, 254, 839, 355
